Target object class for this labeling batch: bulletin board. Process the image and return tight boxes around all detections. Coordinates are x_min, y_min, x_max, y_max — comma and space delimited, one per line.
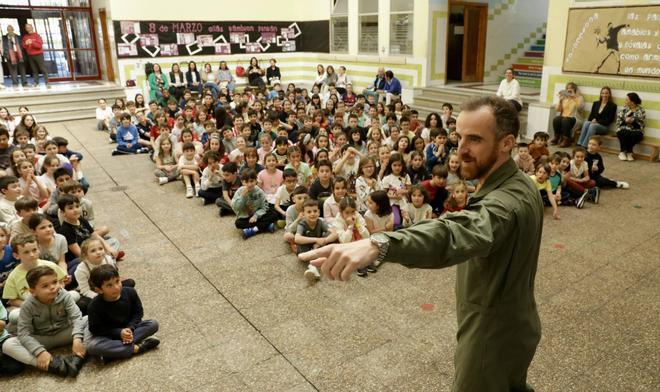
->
562, 5, 660, 78
114, 20, 329, 58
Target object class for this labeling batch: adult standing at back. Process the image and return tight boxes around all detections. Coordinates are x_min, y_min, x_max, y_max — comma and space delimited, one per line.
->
21, 24, 49, 87
2, 25, 28, 87
577, 86, 617, 148
300, 96, 543, 392
496, 68, 522, 112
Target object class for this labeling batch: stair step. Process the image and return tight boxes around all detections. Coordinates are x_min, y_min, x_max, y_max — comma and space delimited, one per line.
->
517, 57, 544, 65
536, 39, 545, 45
524, 51, 545, 58
512, 64, 543, 72
530, 45, 545, 52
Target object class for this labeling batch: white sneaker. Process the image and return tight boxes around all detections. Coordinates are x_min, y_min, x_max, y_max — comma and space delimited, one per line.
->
616, 181, 630, 189
618, 152, 627, 161
195, 183, 201, 197
158, 177, 168, 185
304, 265, 320, 285
626, 153, 634, 161
185, 187, 194, 198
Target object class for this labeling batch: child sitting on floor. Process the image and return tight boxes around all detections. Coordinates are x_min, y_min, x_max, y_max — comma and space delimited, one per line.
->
178, 142, 201, 198
585, 136, 630, 190
528, 132, 550, 164
231, 169, 279, 239
198, 151, 224, 206
283, 186, 309, 254
295, 199, 337, 285
273, 169, 298, 221
332, 196, 372, 277
86, 265, 158, 363
444, 181, 469, 214
513, 143, 535, 175
566, 146, 599, 207
404, 185, 432, 226
530, 164, 560, 220
1, 266, 86, 377
323, 176, 348, 224
216, 162, 241, 217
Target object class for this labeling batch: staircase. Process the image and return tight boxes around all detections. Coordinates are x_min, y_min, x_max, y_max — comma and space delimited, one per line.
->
509, 36, 545, 89
0, 82, 126, 124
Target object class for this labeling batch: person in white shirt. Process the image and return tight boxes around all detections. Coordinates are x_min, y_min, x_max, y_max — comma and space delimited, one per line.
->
496, 68, 522, 112
95, 98, 113, 131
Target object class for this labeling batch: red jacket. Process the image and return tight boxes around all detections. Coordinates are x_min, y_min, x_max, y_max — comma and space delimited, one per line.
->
22, 33, 44, 56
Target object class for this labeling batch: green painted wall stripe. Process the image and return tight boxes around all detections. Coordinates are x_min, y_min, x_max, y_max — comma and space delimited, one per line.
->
430, 11, 448, 81
546, 74, 660, 104
484, 23, 546, 78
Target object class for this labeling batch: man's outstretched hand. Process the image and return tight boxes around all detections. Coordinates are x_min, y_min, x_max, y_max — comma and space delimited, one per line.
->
298, 239, 379, 281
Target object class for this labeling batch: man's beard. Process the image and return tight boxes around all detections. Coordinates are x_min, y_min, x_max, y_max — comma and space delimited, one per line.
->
460, 146, 499, 181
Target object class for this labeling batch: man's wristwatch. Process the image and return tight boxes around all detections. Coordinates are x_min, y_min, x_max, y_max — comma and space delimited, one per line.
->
370, 233, 390, 265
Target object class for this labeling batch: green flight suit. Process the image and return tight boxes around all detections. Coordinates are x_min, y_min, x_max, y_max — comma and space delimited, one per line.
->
384, 158, 543, 392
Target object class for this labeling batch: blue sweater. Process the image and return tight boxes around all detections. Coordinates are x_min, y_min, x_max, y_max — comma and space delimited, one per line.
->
116, 124, 139, 148
384, 77, 402, 95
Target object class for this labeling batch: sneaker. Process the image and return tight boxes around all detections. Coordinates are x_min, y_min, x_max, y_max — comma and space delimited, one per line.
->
618, 152, 627, 161
276, 220, 286, 229
137, 147, 149, 154
576, 190, 588, 209
111, 150, 121, 156
304, 265, 321, 285
366, 263, 378, 273
47, 356, 68, 377
63, 355, 86, 377
137, 337, 160, 354
158, 177, 168, 185
626, 153, 634, 161
616, 181, 630, 189
591, 187, 600, 204
242, 227, 257, 239
185, 187, 194, 198
267, 223, 275, 233
356, 268, 368, 277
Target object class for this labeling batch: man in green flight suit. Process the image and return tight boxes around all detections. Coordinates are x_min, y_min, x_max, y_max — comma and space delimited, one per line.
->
300, 96, 543, 391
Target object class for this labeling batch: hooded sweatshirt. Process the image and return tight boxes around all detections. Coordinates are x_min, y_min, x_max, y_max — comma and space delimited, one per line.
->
18, 289, 85, 357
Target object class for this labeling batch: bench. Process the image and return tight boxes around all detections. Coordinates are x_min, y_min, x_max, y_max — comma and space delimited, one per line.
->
573, 127, 659, 162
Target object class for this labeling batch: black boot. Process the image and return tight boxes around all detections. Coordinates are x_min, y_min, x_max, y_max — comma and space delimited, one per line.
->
47, 356, 68, 377
64, 355, 86, 377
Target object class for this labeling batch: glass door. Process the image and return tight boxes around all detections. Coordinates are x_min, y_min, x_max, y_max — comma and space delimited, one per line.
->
29, 10, 71, 80
64, 10, 99, 79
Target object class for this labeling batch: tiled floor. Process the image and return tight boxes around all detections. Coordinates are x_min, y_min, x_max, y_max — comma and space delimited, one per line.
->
2, 119, 658, 391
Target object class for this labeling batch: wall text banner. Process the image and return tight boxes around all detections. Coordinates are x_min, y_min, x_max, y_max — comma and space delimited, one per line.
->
562, 5, 660, 78
114, 20, 329, 59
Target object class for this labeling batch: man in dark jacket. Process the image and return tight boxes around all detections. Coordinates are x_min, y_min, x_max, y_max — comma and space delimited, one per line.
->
2, 25, 28, 87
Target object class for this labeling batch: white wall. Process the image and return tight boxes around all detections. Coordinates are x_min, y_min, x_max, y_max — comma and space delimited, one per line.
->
106, 0, 330, 21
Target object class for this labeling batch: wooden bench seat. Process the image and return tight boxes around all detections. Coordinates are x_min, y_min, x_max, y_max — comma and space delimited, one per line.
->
573, 128, 659, 162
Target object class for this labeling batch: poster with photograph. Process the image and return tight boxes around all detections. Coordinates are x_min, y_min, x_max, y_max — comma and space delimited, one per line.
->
140, 34, 159, 47
120, 21, 140, 35
113, 20, 329, 58
230, 32, 248, 44
214, 43, 231, 54
245, 43, 261, 53
160, 44, 179, 56
261, 32, 277, 43
118, 44, 138, 56
282, 41, 296, 52
197, 35, 214, 47
176, 33, 195, 45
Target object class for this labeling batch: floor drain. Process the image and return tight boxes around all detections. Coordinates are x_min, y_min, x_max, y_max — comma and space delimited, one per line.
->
110, 185, 128, 192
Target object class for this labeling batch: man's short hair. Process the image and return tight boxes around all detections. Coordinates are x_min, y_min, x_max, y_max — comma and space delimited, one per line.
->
303, 199, 319, 210
14, 197, 39, 212
385, 70, 394, 79
26, 266, 58, 289
460, 96, 519, 140
282, 168, 297, 179
533, 131, 549, 141
89, 264, 120, 290
57, 194, 79, 211
182, 142, 195, 152
61, 180, 84, 195
54, 167, 72, 182
51, 136, 69, 147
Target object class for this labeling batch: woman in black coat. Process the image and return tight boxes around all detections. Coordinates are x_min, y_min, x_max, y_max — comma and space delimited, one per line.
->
577, 86, 617, 147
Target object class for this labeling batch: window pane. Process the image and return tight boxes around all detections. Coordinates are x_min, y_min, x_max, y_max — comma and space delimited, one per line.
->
391, 0, 414, 12
390, 13, 413, 55
29, 0, 90, 6
359, 0, 378, 14
331, 17, 348, 53
65, 11, 93, 49
332, 0, 348, 15
359, 15, 378, 53
72, 50, 98, 77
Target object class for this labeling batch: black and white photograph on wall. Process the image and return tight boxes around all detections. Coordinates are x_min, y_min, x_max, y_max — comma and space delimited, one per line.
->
120, 21, 140, 35
140, 34, 159, 47
282, 41, 296, 52
245, 43, 261, 53
160, 43, 179, 56
197, 35, 214, 46
281, 28, 294, 39
230, 32, 248, 44
118, 43, 138, 56
215, 43, 231, 54
176, 33, 195, 45
261, 32, 277, 43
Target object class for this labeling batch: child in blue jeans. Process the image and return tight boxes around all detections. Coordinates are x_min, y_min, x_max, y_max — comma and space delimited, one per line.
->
231, 169, 279, 238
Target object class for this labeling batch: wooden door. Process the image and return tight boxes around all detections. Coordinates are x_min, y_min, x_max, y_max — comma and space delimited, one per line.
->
461, 4, 487, 82
99, 8, 115, 81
